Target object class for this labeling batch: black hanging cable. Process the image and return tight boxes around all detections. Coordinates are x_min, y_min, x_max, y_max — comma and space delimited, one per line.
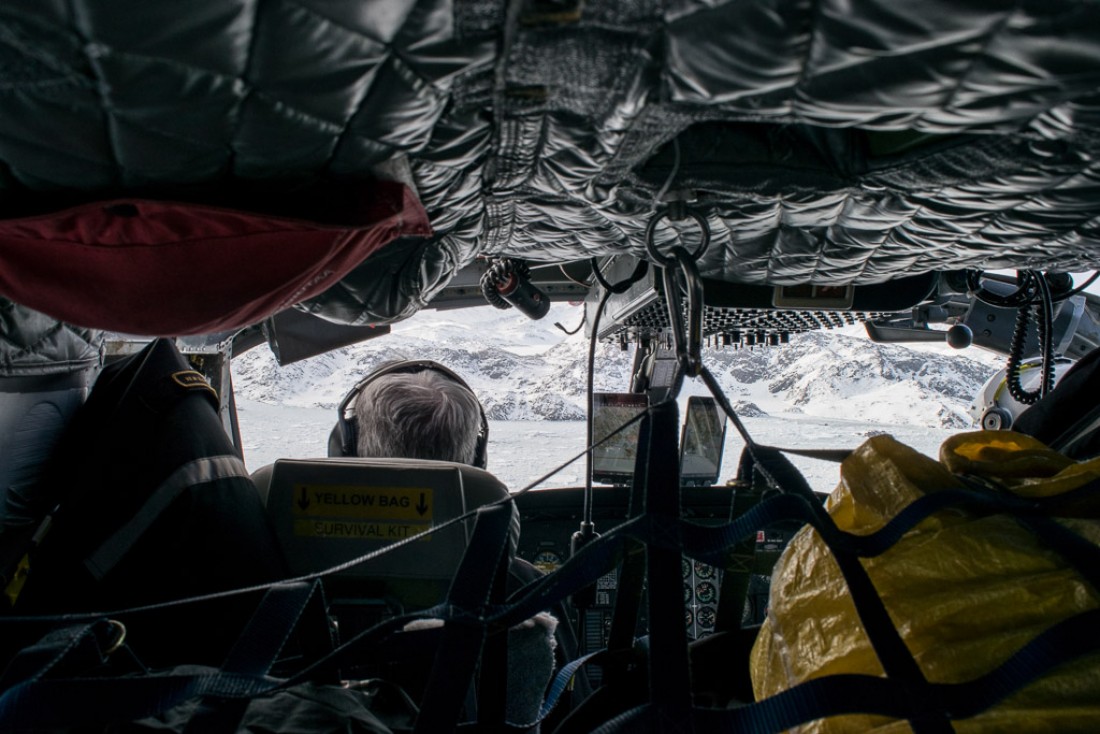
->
581, 258, 652, 526
590, 257, 648, 295
570, 257, 653, 635
557, 263, 591, 287
583, 288, 614, 531
553, 314, 586, 336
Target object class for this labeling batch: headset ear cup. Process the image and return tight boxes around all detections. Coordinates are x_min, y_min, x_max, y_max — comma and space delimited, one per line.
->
474, 434, 488, 469
341, 416, 357, 456
473, 411, 489, 468
327, 423, 348, 457
334, 383, 361, 456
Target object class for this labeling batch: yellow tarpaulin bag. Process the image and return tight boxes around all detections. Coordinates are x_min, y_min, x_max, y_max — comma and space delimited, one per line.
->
750, 431, 1100, 733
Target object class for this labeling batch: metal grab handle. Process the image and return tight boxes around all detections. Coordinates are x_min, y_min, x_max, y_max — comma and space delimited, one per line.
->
644, 208, 711, 265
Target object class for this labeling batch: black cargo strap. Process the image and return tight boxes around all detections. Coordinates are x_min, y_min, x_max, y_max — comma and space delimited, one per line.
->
2, 475, 1097, 732
0, 582, 328, 731
0, 664, 275, 729
713, 450, 770, 635
84, 454, 251, 580
589, 607, 1100, 733
181, 580, 330, 734
738, 459, 952, 734
0, 618, 121, 692
414, 503, 516, 733
642, 401, 694, 733
497, 477, 1100, 733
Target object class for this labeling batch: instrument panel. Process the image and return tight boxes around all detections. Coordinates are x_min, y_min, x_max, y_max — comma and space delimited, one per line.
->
513, 486, 798, 659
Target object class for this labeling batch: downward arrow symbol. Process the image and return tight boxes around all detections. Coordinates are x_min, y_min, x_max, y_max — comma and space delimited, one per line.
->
416, 493, 428, 516
297, 487, 311, 510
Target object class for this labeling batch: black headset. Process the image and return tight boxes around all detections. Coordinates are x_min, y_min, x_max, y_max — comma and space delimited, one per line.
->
329, 359, 489, 469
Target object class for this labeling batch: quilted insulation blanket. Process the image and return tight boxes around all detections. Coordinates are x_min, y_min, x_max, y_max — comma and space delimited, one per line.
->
0, 0, 1098, 325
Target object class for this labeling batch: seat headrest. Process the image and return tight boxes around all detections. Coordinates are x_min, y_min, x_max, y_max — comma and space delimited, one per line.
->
254, 457, 517, 581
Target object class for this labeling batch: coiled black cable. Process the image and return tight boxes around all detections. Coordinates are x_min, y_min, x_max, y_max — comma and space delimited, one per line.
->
997, 271, 1057, 405
480, 258, 529, 309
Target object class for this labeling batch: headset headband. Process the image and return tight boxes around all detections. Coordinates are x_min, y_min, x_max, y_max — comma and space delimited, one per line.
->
333, 359, 489, 468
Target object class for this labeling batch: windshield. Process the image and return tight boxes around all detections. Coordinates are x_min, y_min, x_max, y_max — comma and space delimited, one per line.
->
232, 304, 1000, 493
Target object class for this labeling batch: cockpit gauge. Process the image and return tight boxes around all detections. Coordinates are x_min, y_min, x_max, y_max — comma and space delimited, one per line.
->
695, 581, 717, 605
533, 549, 562, 573
696, 606, 716, 629
693, 561, 715, 579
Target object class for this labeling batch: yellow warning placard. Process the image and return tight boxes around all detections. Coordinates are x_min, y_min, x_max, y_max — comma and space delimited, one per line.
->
294, 519, 429, 541
291, 485, 433, 522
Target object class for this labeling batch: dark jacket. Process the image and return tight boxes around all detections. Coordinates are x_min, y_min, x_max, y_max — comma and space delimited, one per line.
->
14, 339, 288, 667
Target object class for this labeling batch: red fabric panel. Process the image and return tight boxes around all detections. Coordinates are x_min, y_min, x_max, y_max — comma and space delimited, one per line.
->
0, 181, 431, 336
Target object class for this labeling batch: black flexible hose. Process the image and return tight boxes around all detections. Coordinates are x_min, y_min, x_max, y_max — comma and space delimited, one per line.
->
1004, 271, 1056, 405
480, 258, 529, 310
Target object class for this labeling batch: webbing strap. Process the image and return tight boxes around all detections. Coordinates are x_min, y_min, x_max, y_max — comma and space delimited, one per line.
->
804, 516, 951, 732
0, 619, 113, 690
0, 669, 273, 729
643, 401, 694, 732
414, 504, 515, 733
490, 480, 1100, 638
539, 648, 607, 722
698, 608, 1100, 733
3, 466, 1097, 732
0, 583, 326, 731
182, 581, 325, 734
590, 608, 1100, 733
713, 479, 762, 634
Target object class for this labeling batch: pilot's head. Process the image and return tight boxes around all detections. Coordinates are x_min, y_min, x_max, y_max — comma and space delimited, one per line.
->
352, 362, 485, 466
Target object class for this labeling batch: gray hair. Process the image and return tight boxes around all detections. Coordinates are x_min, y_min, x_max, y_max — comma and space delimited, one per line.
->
354, 368, 481, 465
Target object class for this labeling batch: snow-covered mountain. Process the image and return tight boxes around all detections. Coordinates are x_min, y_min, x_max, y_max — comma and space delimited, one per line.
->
231, 304, 1000, 430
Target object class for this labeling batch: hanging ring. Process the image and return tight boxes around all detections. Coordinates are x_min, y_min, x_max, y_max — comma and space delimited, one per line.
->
644, 208, 711, 265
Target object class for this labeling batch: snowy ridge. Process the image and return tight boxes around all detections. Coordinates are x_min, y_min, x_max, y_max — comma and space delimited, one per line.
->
231, 305, 999, 430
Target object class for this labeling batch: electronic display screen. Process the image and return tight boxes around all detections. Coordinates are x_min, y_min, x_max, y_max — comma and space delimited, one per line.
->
679, 396, 727, 486
591, 392, 647, 485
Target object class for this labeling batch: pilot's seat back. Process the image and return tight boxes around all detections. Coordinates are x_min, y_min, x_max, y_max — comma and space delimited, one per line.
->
0, 370, 95, 533
254, 457, 515, 638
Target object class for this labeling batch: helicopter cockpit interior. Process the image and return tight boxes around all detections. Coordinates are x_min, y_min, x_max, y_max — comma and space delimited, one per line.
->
1, 2, 1100, 731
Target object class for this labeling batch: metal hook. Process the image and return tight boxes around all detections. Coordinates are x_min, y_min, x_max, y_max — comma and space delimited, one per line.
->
661, 246, 704, 377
